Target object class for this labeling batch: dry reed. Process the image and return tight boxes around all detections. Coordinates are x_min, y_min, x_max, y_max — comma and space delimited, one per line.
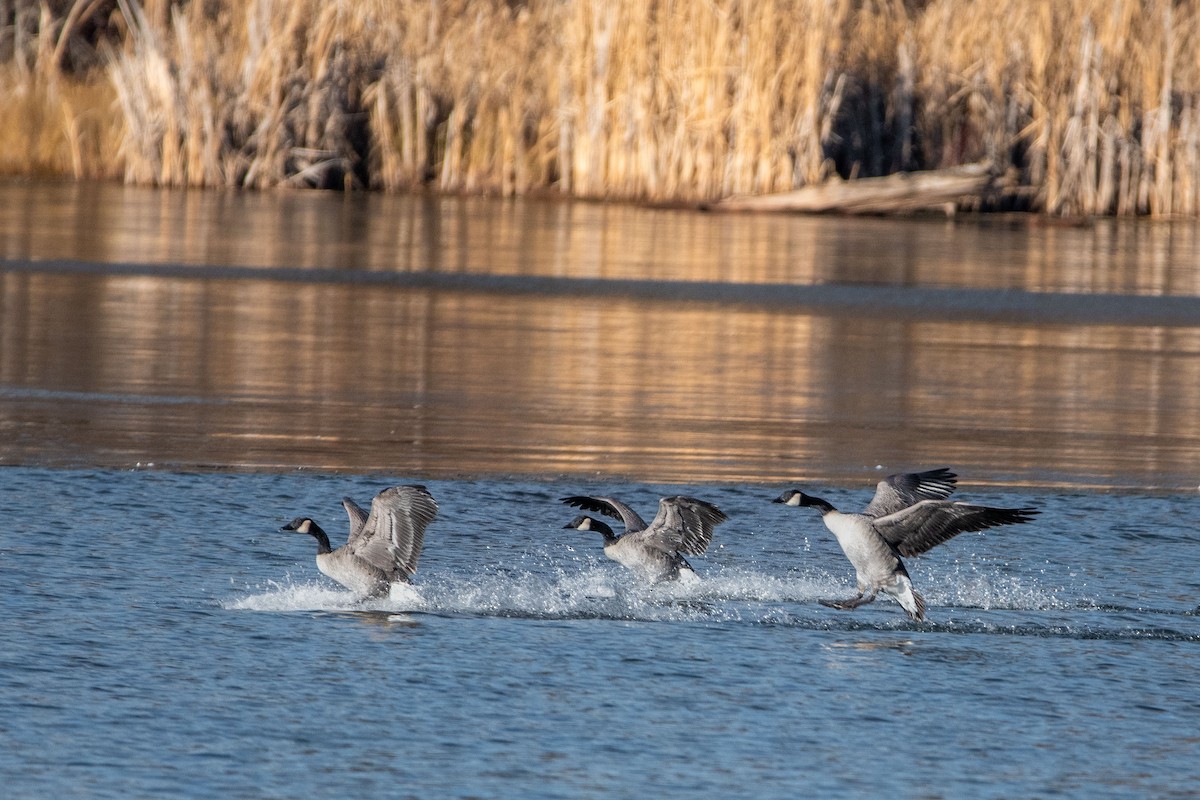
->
0, 65, 122, 178
3, 0, 1200, 215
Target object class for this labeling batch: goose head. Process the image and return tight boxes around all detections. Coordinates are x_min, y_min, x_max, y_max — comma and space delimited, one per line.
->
281, 516, 331, 554
563, 514, 611, 533
773, 490, 836, 514
281, 517, 320, 535
563, 515, 616, 541
772, 489, 808, 507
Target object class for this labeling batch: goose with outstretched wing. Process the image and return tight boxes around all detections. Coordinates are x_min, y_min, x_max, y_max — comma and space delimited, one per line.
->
281, 485, 438, 597
774, 469, 1036, 621
562, 494, 728, 583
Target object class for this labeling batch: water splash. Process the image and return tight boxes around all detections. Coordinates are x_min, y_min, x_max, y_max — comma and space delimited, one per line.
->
224, 579, 377, 612
225, 561, 1074, 624
918, 562, 1073, 612
222, 565, 1200, 640
225, 565, 843, 621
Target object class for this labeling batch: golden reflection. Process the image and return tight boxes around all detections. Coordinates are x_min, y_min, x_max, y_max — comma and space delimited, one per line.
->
4, 179, 1200, 294
0, 267, 1198, 488
1, 180, 1199, 487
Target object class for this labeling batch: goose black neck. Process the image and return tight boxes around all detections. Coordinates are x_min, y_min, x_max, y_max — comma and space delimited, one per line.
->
803, 494, 838, 515
592, 520, 618, 545
307, 524, 332, 555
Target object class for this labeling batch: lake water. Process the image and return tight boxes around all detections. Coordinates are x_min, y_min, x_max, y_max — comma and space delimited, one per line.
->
3, 178, 1200, 488
2, 178, 1199, 798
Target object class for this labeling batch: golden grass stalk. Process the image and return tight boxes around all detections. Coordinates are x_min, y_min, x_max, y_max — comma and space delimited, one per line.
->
0, 65, 122, 179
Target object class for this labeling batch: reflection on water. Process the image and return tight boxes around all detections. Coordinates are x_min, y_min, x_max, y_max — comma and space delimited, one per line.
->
1, 179, 1198, 488
6, 178, 1200, 295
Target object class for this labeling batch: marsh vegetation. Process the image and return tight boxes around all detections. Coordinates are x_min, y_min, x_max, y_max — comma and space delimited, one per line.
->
3, 0, 1199, 215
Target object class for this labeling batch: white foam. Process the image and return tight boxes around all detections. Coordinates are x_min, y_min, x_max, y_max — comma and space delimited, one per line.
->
224, 579, 367, 612
225, 566, 839, 621
224, 563, 1068, 621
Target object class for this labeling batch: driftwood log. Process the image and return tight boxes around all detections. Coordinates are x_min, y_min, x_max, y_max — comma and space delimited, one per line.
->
711, 162, 997, 214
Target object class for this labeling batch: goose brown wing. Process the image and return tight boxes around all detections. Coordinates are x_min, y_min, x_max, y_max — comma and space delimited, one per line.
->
350, 485, 439, 578
560, 496, 648, 533
863, 468, 958, 517
872, 500, 1038, 557
635, 496, 728, 556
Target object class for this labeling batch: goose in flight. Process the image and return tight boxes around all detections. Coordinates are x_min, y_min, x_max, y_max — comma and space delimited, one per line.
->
773, 469, 1037, 620
561, 494, 728, 583
281, 485, 438, 597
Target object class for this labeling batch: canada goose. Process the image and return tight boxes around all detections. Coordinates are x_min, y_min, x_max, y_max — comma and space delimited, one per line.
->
561, 495, 728, 583
773, 470, 1037, 621
281, 485, 438, 597
563, 512, 709, 580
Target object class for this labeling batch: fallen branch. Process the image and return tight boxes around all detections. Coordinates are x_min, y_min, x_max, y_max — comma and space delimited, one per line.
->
711, 162, 998, 214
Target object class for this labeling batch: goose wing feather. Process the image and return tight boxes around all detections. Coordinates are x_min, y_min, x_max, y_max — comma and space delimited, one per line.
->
863, 468, 958, 517
342, 497, 370, 541
633, 496, 728, 556
872, 500, 1039, 557
350, 485, 439, 578
560, 496, 648, 533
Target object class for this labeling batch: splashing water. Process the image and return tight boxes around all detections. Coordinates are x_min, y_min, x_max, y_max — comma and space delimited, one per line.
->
225, 561, 1073, 627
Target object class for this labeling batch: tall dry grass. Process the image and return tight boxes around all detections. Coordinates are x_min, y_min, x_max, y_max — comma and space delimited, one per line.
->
918, 0, 1200, 214
0, 66, 122, 178
0, 0, 123, 178
3, 0, 1200, 214
106, 0, 389, 188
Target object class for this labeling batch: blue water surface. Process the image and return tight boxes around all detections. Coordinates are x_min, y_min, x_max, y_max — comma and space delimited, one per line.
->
3, 467, 1199, 798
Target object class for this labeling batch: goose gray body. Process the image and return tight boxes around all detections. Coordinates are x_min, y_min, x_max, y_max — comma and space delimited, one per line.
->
281, 485, 438, 597
562, 495, 728, 583
774, 469, 1038, 621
